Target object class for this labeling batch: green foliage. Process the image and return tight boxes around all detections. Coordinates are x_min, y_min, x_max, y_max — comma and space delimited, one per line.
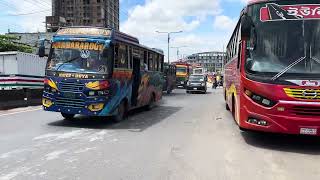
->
0, 35, 33, 53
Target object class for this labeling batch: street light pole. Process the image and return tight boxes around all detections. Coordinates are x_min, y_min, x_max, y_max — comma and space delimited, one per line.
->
156, 30, 183, 64
171, 46, 187, 61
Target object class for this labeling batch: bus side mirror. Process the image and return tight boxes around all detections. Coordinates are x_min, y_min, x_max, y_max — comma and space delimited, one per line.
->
241, 15, 253, 38
38, 46, 45, 57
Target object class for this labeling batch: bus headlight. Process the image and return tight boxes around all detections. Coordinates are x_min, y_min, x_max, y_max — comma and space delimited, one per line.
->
86, 81, 110, 90
88, 103, 104, 112
44, 78, 58, 90
244, 89, 277, 107
201, 82, 205, 86
42, 98, 53, 108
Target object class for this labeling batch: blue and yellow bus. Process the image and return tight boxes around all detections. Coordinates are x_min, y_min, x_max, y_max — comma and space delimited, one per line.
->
39, 27, 164, 122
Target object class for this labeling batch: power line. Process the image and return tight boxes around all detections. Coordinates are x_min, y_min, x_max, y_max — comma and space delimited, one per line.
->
6, 9, 51, 16
23, 0, 51, 9
0, 1, 17, 9
31, 0, 51, 8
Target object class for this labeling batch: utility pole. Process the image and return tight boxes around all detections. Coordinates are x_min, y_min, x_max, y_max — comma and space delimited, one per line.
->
156, 30, 183, 64
171, 46, 187, 61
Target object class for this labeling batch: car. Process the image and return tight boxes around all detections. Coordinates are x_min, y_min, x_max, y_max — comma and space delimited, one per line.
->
186, 74, 207, 94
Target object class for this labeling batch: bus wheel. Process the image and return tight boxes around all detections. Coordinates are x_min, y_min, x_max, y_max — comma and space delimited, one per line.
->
113, 101, 127, 123
61, 113, 75, 120
146, 94, 155, 111
225, 102, 230, 111
232, 96, 236, 119
167, 88, 172, 94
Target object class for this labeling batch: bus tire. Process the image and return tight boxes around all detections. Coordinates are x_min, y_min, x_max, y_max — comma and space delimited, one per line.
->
167, 88, 172, 94
113, 101, 127, 123
225, 102, 230, 111
232, 95, 236, 119
61, 113, 75, 120
146, 94, 156, 111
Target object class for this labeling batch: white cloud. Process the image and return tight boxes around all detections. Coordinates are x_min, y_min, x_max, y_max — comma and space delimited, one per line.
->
4, 0, 52, 32
213, 15, 237, 30
121, 0, 223, 61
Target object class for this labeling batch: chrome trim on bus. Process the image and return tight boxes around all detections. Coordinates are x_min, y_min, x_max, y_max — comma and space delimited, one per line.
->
279, 100, 320, 105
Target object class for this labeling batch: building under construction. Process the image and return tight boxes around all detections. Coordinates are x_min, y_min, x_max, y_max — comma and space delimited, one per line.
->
47, 0, 119, 32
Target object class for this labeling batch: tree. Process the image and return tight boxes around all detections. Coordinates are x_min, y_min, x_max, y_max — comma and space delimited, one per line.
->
0, 35, 33, 53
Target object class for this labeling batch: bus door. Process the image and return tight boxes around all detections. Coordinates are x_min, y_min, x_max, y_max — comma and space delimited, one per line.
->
131, 56, 141, 107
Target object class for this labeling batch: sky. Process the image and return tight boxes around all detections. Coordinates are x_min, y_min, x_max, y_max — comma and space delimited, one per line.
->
0, 0, 249, 61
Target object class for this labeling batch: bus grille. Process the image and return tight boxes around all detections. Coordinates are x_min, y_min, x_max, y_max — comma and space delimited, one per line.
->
176, 77, 186, 82
55, 97, 85, 109
291, 106, 320, 117
59, 81, 84, 93
284, 88, 320, 100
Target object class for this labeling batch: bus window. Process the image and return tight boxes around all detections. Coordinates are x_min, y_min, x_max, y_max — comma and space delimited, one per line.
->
155, 55, 159, 71
161, 56, 164, 72
116, 44, 128, 69
129, 46, 133, 69
114, 45, 119, 68
148, 52, 153, 71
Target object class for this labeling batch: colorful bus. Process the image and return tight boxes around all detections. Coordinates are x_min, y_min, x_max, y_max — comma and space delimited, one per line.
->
174, 62, 192, 88
224, 0, 320, 135
163, 63, 176, 94
39, 27, 164, 122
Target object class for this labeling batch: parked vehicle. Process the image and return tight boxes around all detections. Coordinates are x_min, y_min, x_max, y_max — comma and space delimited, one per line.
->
0, 51, 47, 90
39, 27, 165, 122
186, 74, 207, 94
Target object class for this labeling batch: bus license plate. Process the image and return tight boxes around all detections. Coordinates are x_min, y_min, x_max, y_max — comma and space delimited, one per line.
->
300, 128, 317, 135
64, 92, 76, 99
193, 88, 197, 90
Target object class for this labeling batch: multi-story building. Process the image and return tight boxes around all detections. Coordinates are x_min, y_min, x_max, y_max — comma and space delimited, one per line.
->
49, 0, 119, 31
186, 51, 226, 73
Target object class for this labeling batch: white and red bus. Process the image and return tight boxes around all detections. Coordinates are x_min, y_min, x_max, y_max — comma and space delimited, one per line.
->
224, 0, 320, 135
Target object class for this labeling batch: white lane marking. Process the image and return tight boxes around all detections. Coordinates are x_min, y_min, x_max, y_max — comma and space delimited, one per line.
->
0, 167, 31, 180
89, 130, 108, 142
74, 147, 97, 154
0, 108, 42, 117
33, 129, 88, 142
0, 148, 31, 159
45, 150, 67, 161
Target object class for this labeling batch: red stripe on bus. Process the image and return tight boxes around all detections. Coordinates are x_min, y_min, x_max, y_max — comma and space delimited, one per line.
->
0, 79, 43, 83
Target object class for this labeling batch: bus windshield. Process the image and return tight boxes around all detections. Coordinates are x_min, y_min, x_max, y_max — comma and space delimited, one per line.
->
246, 1, 320, 78
176, 66, 187, 73
47, 42, 110, 74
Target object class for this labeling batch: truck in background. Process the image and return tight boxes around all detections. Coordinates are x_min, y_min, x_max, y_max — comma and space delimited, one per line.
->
173, 62, 192, 88
0, 51, 47, 90
0, 51, 47, 109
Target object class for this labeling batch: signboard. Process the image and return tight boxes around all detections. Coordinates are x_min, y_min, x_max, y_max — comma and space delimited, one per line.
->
52, 42, 104, 51
260, 3, 320, 22
57, 28, 112, 36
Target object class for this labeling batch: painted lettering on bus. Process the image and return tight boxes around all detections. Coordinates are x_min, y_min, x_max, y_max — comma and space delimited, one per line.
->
58, 73, 89, 79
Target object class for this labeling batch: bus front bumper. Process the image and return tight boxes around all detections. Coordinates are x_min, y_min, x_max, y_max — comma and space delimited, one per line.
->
241, 97, 320, 136
42, 96, 113, 117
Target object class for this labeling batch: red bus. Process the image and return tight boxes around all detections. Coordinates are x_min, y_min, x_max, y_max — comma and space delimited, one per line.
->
224, 0, 320, 136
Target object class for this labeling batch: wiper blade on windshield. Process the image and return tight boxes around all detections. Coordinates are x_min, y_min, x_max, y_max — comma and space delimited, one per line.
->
55, 56, 81, 72
271, 56, 306, 81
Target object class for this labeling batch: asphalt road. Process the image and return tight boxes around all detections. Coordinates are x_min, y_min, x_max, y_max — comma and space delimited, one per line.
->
1, 88, 320, 180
